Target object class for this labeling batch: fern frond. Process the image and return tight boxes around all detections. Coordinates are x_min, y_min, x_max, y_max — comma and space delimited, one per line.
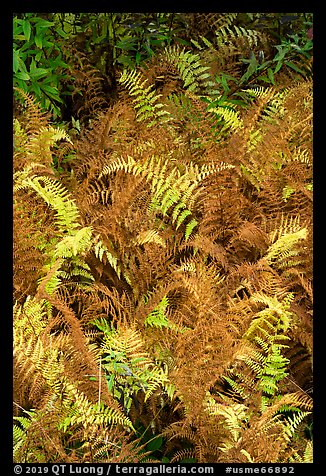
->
164, 45, 214, 95
244, 293, 293, 346
268, 214, 303, 243
185, 218, 198, 241
282, 410, 311, 443
204, 394, 248, 441
99, 154, 198, 240
170, 448, 197, 463
61, 384, 134, 431
95, 323, 174, 412
119, 69, 170, 127
207, 104, 243, 131
215, 23, 261, 49
135, 229, 166, 248
27, 125, 72, 164
13, 409, 38, 462
264, 228, 308, 267
54, 227, 93, 258
14, 173, 81, 235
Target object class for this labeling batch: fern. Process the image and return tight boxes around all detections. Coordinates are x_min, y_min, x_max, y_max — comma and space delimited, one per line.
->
264, 228, 308, 268
206, 99, 244, 132
99, 154, 234, 241
93, 322, 175, 413
13, 409, 42, 462
164, 45, 215, 95
14, 173, 80, 235
136, 229, 166, 248
215, 23, 262, 49
144, 294, 188, 334
119, 69, 170, 127
282, 410, 311, 443
99, 155, 198, 240
94, 236, 122, 279
289, 440, 313, 463
60, 384, 134, 431
204, 393, 248, 443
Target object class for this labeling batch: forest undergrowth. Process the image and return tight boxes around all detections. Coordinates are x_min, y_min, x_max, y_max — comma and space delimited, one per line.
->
13, 13, 313, 464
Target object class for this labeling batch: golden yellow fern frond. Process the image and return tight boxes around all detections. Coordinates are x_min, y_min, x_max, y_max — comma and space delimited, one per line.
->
135, 229, 166, 248
264, 228, 307, 267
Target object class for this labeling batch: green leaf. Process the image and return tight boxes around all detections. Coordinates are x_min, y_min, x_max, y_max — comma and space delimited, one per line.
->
257, 75, 272, 83
56, 28, 68, 39
285, 61, 305, 75
22, 20, 31, 41
15, 71, 30, 81
268, 67, 275, 84
35, 51, 42, 62
31, 18, 54, 29
274, 61, 283, 74
14, 34, 27, 41
13, 50, 19, 73
40, 84, 63, 103
147, 436, 163, 451
116, 39, 137, 51
34, 34, 43, 49
30, 66, 49, 81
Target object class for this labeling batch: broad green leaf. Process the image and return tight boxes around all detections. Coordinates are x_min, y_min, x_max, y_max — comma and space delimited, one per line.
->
268, 67, 275, 84
56, 28, 68, 39
147, 436, 163, 451
13, 50, 19, 73
274, 61, 283, 74
22, 20, 31, 41
34, 34, 43, 49
30, 18, 54, 28
40, 84, 62, 101
30, 67, 49, 81
15, 71, 30, 81
13, 34, 27, 41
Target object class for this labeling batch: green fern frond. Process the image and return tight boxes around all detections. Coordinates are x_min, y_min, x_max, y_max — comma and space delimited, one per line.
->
282, 410, 311, 443
240, 164, 262, 192
282, 185, 295, 202
144, 295, 186, 334
264, 228, 308, 267
204, 393, 248, 442
196, 161, 235, 182
289, 440, 313, 463
94, 236, 122, 279
95, 324, 175, 412
27, 125, 72, 161
54, 227, 93, 258
14, 296, 47, 337
207, 104, 243, 131
145, 295, 171, 329
164, 45, 214, 95
13, 409, 38, 462
14, 173, 81, 235
246, 293, 293, 339
185, 218, 198, 241
61, 385, 134, 431
119, 69, 170, 126
99, 155, 198, 240
222, 375, 250, 399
